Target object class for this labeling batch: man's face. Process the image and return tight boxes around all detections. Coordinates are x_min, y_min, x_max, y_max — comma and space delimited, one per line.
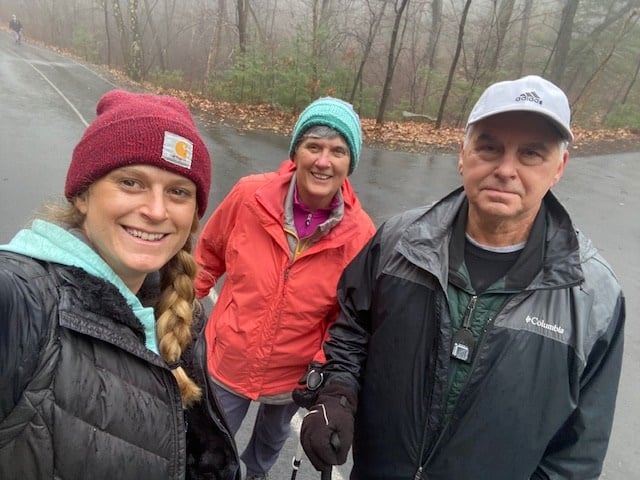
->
459, 111, 568, 237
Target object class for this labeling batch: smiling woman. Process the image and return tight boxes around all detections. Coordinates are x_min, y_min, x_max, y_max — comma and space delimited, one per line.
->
0, 90, 240, 479
74, 165, 198, 293
193, 96, 376, 479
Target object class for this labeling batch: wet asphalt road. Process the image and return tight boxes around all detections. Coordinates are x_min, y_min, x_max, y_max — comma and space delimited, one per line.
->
1, 34, 638, 479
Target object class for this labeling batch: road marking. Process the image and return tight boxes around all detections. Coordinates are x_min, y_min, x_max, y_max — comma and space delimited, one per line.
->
26, 60, 80, 67
23, 42, 119, 88
26, 61, 90, 127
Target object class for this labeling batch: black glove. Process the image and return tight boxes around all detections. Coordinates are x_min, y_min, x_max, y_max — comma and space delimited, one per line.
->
300, 383, 357, 471
292, 361, 324, 409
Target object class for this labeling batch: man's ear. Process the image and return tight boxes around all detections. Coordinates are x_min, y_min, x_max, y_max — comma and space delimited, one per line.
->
551, 149, 569, 186
457, 142, 465, 175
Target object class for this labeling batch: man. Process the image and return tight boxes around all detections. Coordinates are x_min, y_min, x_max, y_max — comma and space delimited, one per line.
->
194, 97, 375, 479
9, 14, 22, 44
297, 75, 625, 479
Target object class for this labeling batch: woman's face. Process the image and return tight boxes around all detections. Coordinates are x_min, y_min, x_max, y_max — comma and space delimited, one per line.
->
74, 165, 197, 292
293, 135, 351, 211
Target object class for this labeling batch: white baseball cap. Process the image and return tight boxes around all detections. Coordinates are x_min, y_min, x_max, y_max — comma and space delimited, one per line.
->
466, 75, 573, 142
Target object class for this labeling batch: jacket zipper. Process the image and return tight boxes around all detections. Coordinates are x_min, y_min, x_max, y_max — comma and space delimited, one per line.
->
462, 295, 477, 329
415, 281, 565, 476
415, 294, 490, 478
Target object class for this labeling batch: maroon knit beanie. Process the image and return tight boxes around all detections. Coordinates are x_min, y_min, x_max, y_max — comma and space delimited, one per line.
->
66, 89, 211, 217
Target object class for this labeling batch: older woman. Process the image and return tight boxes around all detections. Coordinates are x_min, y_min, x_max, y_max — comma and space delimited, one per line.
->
194, 97, 376, 479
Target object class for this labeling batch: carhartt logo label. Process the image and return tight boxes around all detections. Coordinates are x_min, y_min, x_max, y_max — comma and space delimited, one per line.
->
162, 131, 193, 169
525, 315, 564, 334
515, 91, 542, 105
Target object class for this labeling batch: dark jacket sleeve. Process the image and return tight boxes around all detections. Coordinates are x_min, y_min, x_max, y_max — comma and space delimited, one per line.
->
182, 302, 240, 480
533, 292, 625, 480
322, 227, 383, 392
322, 206, 423, 393
0, 257, 51, 422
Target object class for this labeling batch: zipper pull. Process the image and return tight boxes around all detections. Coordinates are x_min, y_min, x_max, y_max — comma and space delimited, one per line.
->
451, 295, 478, 363
462, 295, 478, 328
305, 212, 312, 226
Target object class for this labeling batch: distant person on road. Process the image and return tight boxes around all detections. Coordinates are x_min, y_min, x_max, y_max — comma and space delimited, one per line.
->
0, 89, 239, 479
9, 14, 22, 44
194, 96, 376, 480
296, 75, 625, 479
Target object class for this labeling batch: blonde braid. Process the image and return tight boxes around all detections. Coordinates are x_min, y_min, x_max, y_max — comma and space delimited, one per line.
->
156, 220, 203, 408
39, 198, 204, 407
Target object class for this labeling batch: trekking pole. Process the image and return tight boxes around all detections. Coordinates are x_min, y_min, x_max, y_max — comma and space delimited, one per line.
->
290, 411, 305, 480
319, 432, 340, 479
290, 437, 304, 480
290, 435, 332, 480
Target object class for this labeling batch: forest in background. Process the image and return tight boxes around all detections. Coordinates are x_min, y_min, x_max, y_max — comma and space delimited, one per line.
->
2, 0, 640, 132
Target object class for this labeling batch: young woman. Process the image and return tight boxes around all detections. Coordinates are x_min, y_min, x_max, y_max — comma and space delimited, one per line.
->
0, 89, 239, 480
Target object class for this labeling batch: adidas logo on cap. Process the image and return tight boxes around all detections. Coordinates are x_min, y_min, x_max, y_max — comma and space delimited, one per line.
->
515, 91, 542, 105
466, 75, 574, 142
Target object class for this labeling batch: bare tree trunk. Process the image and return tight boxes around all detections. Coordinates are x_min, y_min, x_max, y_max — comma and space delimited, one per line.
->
436, 0, 473, 129
143, 0, 165, 71
112, 0, 130, 66
349, 0, 388, 104
165, 0, 177, 69
566, 1, 637, 91
419, 0, 443, 112
206, 0, 228, 80
515, 0, 533, 77
549, 0, 580, 85
247, 2, 266, 46
128, 0, 143, 81
269, 0, 278, 41
376, 0, 411, 125
102, 0, 112, 66
488, 0, 515, 72
308, 0, 333, 98
237, 0, 249, 55
570, 1, 636, 61
310, 0, 321, 97
621, 53, 640, 105
572, 11, 639, 114
236, 0, 250, 100
319, 0, 331, 24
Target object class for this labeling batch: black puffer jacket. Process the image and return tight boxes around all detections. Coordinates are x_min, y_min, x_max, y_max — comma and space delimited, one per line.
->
0, 252, 239, 480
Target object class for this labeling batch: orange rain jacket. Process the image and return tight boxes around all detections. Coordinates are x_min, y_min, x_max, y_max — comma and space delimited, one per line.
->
194, 160, 375, 399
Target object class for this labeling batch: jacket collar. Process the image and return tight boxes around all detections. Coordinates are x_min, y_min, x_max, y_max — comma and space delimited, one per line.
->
256, 160, 360, 214
1, 220, 159, 353
398, 187, 583, 291
448, 200, 548, 291
54, 264, 167, 366
255, 160, 366, 243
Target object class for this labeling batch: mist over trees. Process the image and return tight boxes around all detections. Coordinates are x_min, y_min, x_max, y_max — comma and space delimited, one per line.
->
3, 0, 640, 129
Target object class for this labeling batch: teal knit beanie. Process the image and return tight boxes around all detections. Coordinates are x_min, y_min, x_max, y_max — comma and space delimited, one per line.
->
289, 97, 362, 175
